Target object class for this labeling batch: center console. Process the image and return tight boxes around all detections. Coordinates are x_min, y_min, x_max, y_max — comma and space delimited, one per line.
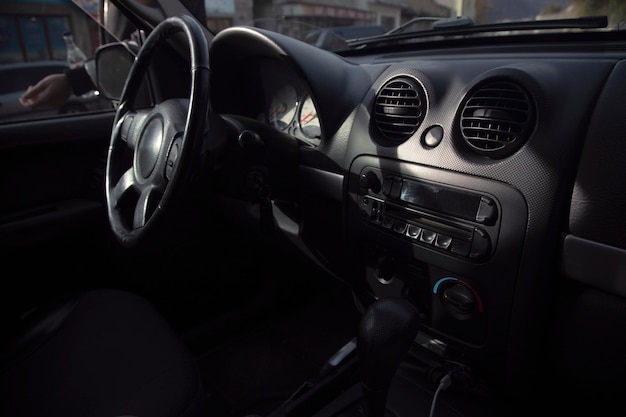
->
345, 155, 528, 396
268, 155, 529, 417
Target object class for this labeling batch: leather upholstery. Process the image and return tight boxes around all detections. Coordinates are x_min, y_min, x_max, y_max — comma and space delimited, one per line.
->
0, 289, 208, 417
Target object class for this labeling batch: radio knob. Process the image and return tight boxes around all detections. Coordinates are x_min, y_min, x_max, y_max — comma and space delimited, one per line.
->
359, 171, 381, 194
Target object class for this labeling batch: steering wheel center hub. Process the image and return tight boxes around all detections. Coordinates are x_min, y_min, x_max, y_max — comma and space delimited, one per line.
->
136, 117, 164, 179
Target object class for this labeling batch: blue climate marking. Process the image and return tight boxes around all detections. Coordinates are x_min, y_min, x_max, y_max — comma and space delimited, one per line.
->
433, 277, 458, 294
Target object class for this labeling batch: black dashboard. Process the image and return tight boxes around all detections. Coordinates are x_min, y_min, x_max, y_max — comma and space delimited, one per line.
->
208, 26, 626, 408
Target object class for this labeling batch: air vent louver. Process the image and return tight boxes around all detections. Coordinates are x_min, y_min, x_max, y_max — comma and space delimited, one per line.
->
460, 80, 535, 158
374, 77, 426, 143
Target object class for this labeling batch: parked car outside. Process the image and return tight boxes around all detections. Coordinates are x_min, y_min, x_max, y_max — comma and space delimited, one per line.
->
385, 16, 444, 34
303, 24, 385, 51
0, 61, 110, 123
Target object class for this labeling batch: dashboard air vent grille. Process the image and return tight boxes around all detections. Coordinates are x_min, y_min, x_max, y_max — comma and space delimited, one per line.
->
460, 80, 535, 158
374, 77, 426, 143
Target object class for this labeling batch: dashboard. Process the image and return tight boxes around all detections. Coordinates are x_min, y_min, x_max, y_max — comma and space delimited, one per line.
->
208, 26, 626, 409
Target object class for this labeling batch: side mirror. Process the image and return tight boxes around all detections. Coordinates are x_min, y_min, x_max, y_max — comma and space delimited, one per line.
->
94, 42, 136, 100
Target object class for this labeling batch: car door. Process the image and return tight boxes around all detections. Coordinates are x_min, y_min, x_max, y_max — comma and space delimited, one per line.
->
0, 1, 135, 317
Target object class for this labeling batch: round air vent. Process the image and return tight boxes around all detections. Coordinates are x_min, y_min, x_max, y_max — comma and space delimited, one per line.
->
374, 76, 426, 143
459, 79, 535, 158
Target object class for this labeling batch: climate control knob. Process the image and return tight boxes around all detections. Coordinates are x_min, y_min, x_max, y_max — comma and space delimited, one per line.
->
442, 283, 476, 320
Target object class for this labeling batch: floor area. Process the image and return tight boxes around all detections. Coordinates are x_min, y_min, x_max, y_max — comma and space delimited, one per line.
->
181, 256, 362, 417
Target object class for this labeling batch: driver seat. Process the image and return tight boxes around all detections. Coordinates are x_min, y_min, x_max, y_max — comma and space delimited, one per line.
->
0, 289, 209, 417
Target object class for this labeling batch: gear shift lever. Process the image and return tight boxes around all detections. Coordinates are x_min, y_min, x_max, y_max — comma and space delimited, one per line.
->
357, 297, 420, 417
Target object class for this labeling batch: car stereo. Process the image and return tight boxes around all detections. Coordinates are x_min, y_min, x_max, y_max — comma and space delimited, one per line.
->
356, 167, 500, 261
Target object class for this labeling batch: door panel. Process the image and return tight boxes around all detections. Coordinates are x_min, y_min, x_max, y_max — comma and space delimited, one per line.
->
0, 112, 114, 245
0, 112, 118, 317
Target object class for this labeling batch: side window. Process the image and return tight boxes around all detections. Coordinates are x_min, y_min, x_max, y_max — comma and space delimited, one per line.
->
0, 0, 136, 124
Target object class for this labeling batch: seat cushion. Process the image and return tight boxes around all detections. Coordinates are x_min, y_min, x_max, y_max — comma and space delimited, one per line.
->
0, 289, 208, 417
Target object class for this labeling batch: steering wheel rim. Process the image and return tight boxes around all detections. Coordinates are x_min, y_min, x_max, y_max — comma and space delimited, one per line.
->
105, 15, 210, 249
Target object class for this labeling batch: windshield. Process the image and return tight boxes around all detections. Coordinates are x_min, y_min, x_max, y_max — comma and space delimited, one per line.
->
4, 1, 622, 57
204, 0, 626, 52
0, 0, 621, 124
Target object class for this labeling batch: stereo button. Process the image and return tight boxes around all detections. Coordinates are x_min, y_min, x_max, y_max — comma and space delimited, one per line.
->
382, 177, 394, 197
450, 239, 471, 256
393, 221, 407, 234
470, 227, 491, 259
381, 215, 394, 229
420, 229, 436, 244
435, 234, 452, 249
407, 225, 421, 239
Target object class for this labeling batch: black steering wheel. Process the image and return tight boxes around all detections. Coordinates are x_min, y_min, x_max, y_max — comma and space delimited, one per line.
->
105, 15, 210, 249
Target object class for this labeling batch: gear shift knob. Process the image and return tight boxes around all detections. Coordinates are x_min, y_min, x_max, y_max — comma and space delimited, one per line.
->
357, 297, 420, 417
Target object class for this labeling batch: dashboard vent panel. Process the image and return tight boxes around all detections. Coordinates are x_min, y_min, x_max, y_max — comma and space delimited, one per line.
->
374, 77, 426, 143
460, 80, 535, 158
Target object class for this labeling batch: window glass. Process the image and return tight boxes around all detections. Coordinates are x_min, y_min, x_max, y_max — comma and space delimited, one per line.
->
0, 0, 134, 124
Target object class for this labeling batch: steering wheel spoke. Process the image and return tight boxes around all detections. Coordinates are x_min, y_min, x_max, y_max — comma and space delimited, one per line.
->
133, 185, 162, 229
110, 168, 137, 208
